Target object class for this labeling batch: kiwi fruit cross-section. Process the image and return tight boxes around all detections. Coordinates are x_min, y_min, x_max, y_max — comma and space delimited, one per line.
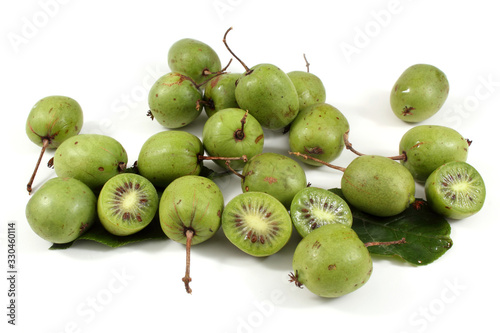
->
222, 192, 293, 257
97, 173, 159, 236
290, 187, 353, 238
425, 161, 486, 219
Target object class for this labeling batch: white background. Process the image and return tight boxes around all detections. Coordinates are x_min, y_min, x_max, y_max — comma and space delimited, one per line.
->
2, 0, 499, 332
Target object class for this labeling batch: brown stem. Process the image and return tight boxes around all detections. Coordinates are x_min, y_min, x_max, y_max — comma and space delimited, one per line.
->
182, 229, 194, 294
344, 130, 406, 161
364, 238, 406, 247
27, 138, 50, 194
223, 27, 251, 73
288, 151, 346, 172
343, 131, 365, 157
199, 155, 248, 162
225, 160, 245, 180
303, 54, 310, 73
234, 110, 249, 141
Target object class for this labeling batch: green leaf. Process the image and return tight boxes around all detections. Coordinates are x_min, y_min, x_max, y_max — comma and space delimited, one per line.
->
329, 188, 453, 266
50, 216, 167, 250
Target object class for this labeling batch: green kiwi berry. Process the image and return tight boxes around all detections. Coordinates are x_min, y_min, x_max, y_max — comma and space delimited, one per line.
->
203, 73, 241, 117
222, 192, 293, 257
53, 134, 128, 190
25, 177, 96, 244
202, 108, 264, 170
136, 130, 203, 188
289, 103, 349, 166
168, 38, 222, 86
148, 72, 203, 129
425, 161, 486, 219
97, 173, 159, 236
341, 155, 416, 217
25, 95, 83, 193
390, 64, 449, 122
399, 125, 470, 182
241, 152, 307, 209
290, 187, 352, 238
291, 224, 373, 298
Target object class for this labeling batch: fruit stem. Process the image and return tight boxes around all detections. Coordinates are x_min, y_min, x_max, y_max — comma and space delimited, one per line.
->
343, 131, 365, 157
223, 27, 251, 74
225, 160, 246, 180
364, 237, 406, 247
288, 151, 346, 172
183, 229, 195, 294
303, 54, 310, 73
234, 110, 249, 141
27, 138, 50, 194
199, 155, 248, 162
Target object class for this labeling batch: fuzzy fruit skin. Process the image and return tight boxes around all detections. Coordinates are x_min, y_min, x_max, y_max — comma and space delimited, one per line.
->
341, 155, 416, 217
25, 177, 96, 244
390, 64, 449, 122
148, 72, 203, 129
168, 38, 222, 86
203, 73, 241, 117
53, 134, 128, 190
399, 125, 469, 182
241, 153, 307, 209
235, 64, 300, 130
287, 71, 326, 112
137, 130, 203, 188
159, 175, 224, 245
202, 108, 264, 170
97, 173, 159, 236
26, 95, 83, 148
292, 224, 373, 298
289, 103, 349, 166
424, 161, 486, 219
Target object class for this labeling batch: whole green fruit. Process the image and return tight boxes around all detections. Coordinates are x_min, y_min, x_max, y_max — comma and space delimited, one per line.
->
159, 175, 224, 246
148, 72, 203, 129
53, 134, 128, 190
292, 223, 373, 298
399, 125, 470, 182
136, 130, 203, 188
235, 64, 300, 130
26, 95, 83, 149
168, 38, 222, 85
202, 108, 264, 170
25, 95, 84, 193
289, 103, 349, 166
241, 152, 307, 209
341, 155, 416, 217
203, 73, 241, 117
25, 177, 96, 244
390, 64, 449, 122
287, 70, 326, 111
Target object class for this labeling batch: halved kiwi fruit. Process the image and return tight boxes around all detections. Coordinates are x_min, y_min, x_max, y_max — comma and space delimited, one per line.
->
97, 173, 159, 236
222, 192, 293, 257
290, 187, 353, 238
425, 161, 486, 219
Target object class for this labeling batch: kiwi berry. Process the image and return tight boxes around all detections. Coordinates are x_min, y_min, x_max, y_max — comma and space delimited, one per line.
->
53, 134, 128, 190
238, 152, 308, 209
159, 175, 224, 293
97, 173, 159, 236
290, 187, 353, 238
221, 192, 293, 257
25, 177, 96, 244
290, 224, 372, 298
25, 95, 83, 193
425, 161, 486, 219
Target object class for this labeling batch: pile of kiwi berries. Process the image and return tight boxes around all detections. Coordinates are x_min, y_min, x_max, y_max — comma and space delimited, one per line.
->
24, 27, 486, 298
